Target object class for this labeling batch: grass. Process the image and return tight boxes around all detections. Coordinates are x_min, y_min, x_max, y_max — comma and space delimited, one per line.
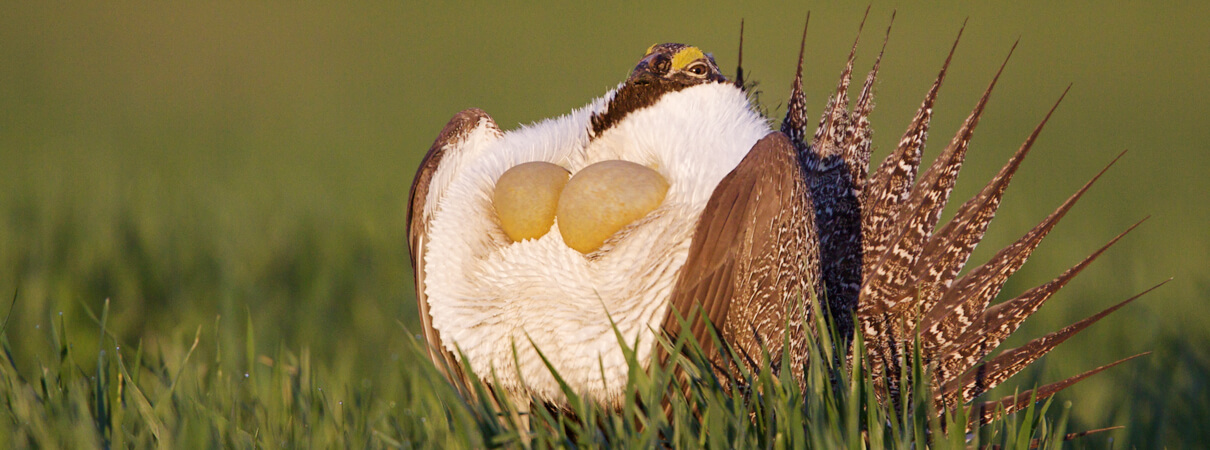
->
3, 178, 1204, 447
0, 298, 481, 448
2, 294, 1093, 448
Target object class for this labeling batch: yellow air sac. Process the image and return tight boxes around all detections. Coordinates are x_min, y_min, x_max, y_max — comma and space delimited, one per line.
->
556, 160, 669, 254
492, 161, 571, 242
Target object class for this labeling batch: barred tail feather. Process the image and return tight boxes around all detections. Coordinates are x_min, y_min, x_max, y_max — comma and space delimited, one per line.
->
970, 353, 1149, 427
919, 151, 1126, 352
934, 216, 1148, 385
942, 278, 1168, 406
912, 86, 1071, 317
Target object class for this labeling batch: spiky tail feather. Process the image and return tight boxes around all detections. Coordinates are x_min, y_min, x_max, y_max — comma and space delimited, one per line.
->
941, 279, 1170, 409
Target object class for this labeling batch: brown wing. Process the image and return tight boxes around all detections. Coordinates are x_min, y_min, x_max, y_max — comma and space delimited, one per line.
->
407, 108, 500, 392
662, 131, 820, 375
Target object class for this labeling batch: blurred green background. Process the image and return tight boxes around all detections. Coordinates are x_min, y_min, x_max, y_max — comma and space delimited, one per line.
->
2, 1, 1207, 446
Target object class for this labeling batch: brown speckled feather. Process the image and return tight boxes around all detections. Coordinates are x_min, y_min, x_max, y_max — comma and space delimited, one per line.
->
664, 132, 819, 381
689, 20, 1154, 425
789, 13, 879, 342
942, 279, 1168, 406
845, 15, 893, 187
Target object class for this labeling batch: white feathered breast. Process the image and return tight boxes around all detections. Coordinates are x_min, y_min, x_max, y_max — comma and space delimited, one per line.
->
424, 82, 770, 404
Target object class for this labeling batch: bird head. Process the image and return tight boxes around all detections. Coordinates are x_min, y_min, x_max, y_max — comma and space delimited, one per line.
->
591, 43, 729, 137
628, 44, 727, 86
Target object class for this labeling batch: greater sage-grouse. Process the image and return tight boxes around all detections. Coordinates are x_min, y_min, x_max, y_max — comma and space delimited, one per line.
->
407, 14, 1156, 425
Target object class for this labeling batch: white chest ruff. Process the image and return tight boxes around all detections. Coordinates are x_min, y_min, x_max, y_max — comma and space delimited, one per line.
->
423, 83, 770, 404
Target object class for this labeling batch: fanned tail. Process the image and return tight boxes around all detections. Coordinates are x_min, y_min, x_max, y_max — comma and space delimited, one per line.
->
762, 12, 1155, 436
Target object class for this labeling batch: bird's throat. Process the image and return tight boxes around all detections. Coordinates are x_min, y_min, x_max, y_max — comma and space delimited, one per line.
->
591, 78, 700, 138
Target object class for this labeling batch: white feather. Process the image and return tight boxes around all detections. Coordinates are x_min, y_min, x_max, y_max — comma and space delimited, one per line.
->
424, 82, 770, 405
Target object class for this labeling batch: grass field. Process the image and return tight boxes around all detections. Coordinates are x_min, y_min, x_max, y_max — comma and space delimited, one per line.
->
2, 2, 1207, 447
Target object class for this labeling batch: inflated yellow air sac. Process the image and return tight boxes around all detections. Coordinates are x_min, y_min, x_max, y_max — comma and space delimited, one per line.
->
492, 161, 570, 242
556, 160, 669, 254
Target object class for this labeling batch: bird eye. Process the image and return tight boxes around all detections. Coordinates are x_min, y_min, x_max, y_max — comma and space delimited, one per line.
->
686, 63, 709, 76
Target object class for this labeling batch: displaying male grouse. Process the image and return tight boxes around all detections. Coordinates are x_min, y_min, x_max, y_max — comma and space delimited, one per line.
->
407, 14, 1155, 426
